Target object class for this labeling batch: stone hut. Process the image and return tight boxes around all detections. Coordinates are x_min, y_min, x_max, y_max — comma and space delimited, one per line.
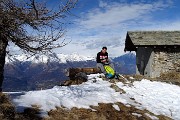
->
124, 31, 180, 78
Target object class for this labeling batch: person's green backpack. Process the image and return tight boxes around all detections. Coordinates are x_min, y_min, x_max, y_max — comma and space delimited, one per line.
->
104, 65, 115, 78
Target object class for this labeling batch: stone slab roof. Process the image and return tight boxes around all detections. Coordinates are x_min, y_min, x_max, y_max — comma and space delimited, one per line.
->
125, 31, 180, 51
127, 31, 180, 45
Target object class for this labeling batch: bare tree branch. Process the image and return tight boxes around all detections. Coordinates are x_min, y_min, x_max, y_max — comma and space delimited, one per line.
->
0, 0, 78, 54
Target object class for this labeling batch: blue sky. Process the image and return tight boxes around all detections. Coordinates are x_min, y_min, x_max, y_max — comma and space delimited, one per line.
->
53, 0, 180, 57
9, 0, 180, 57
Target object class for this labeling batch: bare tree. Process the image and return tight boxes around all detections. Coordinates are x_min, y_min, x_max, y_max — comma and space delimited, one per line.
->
0, 0, 77, 91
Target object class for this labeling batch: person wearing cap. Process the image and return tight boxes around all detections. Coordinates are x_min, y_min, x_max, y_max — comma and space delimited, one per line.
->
96, 47, 115, 75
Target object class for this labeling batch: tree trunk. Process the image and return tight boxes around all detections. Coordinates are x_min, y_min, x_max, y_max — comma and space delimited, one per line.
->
0, 35, 8, 90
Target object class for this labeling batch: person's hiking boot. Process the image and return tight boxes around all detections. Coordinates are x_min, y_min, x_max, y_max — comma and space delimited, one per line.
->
105, 73, 109, 78
114, 73, 120, 80
114, 75, 118, 79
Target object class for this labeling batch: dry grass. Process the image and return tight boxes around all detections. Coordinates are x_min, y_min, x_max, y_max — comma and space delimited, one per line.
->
0, 93, 42, 120
15, 107, 42, 120
0, 93, 15, 120
155, 71, 180, 86
61, 79, 85, 86
0, 93, 11, 104
120, 73, 180, 86
45, 102, 171, 120
159, 71, 180, 80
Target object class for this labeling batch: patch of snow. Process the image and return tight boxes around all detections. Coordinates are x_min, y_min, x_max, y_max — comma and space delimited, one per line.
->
3, 92, 24, 94
132, 113, 142, 117
13, 74, 133, 112
125, 104, 131, 107
119, 79, 180, 120
112, 104, 120, 111
129, 77, 135, 79
12, 75, 180, 119
145, 113, 159, 120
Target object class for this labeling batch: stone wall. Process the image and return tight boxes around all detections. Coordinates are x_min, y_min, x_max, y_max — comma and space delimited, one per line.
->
151, 48, 180, 78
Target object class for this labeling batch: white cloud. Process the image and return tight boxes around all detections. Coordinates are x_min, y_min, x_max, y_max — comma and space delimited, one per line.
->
61, 0, 180, 57
99, 0, 108, 8
63, 20, 180, 57
78, 1, 170, 29
132, 20, 180, 31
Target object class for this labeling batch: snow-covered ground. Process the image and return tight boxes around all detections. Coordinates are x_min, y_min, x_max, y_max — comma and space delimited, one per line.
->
12, 74, 180, 119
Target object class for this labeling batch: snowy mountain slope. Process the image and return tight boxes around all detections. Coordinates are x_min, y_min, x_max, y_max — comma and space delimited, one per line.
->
13, 74, 180, 120
5, 53, 95, 64
113, 53, 136, 74
113, 53, 136, 65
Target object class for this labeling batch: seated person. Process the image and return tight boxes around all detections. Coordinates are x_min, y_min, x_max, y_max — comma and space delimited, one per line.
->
96, 46, 115, 75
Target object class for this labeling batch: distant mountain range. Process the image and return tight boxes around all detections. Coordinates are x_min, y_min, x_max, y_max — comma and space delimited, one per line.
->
113, 53, 136, 75
5, 53, 95, 64
3, 53, 136, 92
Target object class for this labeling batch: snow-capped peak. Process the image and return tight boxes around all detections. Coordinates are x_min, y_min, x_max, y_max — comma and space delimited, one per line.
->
5, 53, 95, 64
